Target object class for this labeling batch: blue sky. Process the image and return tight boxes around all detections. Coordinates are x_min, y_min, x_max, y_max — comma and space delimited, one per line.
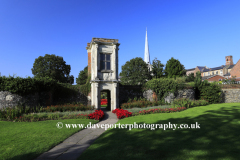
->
1, 0, 240, 85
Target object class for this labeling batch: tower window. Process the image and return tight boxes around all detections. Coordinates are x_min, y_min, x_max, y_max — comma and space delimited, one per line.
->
100, 53, 111, 70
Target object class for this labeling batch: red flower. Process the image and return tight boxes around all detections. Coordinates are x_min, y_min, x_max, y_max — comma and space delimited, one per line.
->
112, 109, 132, 119
88, 109, 104, 120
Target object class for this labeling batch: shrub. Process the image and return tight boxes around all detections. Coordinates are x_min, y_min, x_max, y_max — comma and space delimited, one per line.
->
88, 109, 104, 120
199, 82, 222, 104
120, 99, 167, 109
0, 103, 95, 121
133, 107, 187, 116
112, 109, 132, 119
171, 98, 209, 109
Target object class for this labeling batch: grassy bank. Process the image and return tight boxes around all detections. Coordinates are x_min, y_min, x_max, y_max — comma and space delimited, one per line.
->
79, 103, 240, 160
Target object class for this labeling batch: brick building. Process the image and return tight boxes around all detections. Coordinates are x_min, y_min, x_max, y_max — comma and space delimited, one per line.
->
186, 56, 240, 82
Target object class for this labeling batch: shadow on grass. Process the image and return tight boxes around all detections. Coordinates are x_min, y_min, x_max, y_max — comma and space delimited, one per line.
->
78, 106, 240, 160
7, 106, 240, 160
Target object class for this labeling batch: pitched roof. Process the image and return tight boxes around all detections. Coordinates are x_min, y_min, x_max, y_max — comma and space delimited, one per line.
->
202, 75, 225, 80
186, 68, 195, 71
196, 66, 206, 71
202, 65, 225, 72
228, 65, 235, 69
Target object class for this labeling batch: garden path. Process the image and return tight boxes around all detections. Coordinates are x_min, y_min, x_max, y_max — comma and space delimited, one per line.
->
35, 108, 118, 160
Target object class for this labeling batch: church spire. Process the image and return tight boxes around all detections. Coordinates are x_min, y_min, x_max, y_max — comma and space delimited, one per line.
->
144, 27, 150, 64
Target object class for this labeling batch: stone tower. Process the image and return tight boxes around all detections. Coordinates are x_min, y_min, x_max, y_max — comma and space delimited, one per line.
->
225, 55, 233, 66
86, 38, 120, 111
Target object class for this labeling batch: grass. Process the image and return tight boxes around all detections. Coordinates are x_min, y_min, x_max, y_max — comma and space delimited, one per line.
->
78, 103, 240, 160
101, 105, 107, 108
0, 119, 98, 160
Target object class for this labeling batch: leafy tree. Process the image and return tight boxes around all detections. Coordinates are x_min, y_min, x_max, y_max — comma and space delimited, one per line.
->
31, 54, 74, 84
101, 92, 107, 99
164, 57, 186, 78
195, 71, 202, 80
194, 71, 202, 99
120, 57, 151, 85
76, 66, 88, 85
186, 73, 195, 82
151, 57, 164, 78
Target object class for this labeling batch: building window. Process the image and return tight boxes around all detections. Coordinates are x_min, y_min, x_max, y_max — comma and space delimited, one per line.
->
219, 79, 222, 81
216, 71, 218, 75
212, 71, 214, 75
204, 73, 205, 76
220, 70, 223, 75
208, 72, 210, 76
100, 53, 111, 70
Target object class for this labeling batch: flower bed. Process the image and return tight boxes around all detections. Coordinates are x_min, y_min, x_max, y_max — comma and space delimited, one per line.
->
88, 109, 104, 120
0, 103, 95, 121
101, 99, 108, 105
1, 107, 104, 122
121, 99, 168, 109
43, 104, 95, 112
112, 109, 132, 119
133, 107, 186, 116
12, 113, 89, 122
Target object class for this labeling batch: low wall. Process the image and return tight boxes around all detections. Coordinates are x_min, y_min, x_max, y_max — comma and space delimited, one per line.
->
119, 85, 143, 105
164, 89, 195, 103
0, 90, 90, 110
119, 85, 195, 104
0, 91, 52, 109
221, 89, 240, 103
52, 91, 89, 106
143, 89, 195, 103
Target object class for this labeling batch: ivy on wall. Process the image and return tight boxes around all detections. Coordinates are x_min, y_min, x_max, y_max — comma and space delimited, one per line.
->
143, 78, 185, 101
79, 76, 91, 96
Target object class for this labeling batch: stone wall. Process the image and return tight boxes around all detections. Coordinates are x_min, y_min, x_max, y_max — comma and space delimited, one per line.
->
119, 85, 143, 105
164, 89, 195, 103
221, 89, 240, 103
0, 91, 52, 109
0, 90, 90, 110
119, 86, 195, 105
52, 91, 90, 106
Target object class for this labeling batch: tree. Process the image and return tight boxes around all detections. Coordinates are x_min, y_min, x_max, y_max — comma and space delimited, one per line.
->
120, 57, 151, 85
76, 66, 88, 85
31, 54, 74, 84
186, 73, 195, 82
194, 71, 202, 99
151, 57, 164, 78
164, 57, 186, 78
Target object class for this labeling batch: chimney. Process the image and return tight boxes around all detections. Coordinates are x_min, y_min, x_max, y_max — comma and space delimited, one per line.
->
225, 55, 233, 65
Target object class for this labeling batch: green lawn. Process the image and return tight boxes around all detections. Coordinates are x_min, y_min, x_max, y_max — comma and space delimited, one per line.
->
79, 103, 240, 160
0, 119, 98, 160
